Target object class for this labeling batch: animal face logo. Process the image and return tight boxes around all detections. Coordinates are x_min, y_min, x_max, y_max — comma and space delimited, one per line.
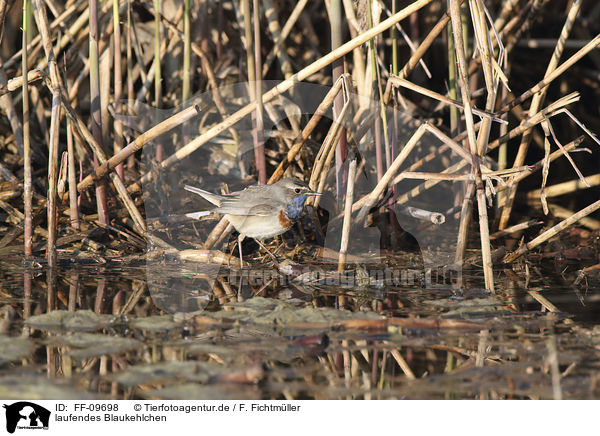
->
3, 402, 50, 433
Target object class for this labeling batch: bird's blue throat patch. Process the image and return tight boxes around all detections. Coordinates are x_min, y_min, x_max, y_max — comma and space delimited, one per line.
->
285, 195, 309, 220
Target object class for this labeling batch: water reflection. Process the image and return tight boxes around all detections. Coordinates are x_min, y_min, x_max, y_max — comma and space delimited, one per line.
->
0, 256, 598, 400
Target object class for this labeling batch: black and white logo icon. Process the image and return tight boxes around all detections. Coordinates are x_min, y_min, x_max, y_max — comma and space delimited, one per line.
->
3, 402, 50, 433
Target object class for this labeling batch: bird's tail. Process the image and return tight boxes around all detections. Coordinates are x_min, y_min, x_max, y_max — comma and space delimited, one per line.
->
184, 185, 223, 207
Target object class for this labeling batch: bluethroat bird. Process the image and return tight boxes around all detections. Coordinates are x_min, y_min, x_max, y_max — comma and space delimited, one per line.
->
184, 178, 321, 266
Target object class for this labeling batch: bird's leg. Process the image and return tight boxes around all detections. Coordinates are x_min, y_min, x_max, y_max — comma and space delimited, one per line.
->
254, 238, 279, 266
237, 234, 245, 268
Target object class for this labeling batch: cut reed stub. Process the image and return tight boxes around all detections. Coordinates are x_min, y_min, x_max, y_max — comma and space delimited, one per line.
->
402, 206, 445, 225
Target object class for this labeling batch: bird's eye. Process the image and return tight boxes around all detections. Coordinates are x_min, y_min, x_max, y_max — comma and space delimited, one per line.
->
294, 188, 302, 194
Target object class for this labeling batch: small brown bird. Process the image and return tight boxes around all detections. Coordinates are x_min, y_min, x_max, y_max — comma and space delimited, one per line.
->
184, 178, 321, 266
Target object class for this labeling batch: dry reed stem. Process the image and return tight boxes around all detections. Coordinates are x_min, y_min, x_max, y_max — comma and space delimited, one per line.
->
392, 172, 471, 184
495, 136, 584, 194
356, 123, 427, 221
338, 158, 357, 273
388, 75, 505, 123
130, 0, 434, 191
383, 0, 465, 103
262, 0, 308, 77
89, 0, 109, 226
313, 113, 348, 210
66, 115, 79, 230
526, 174, 600, 200
71, 104, 202, 196
0, 67, 24, 157
262, 0, 293, 78
22, 0, 32, 256
528, 289, 560, 313
501, 33, 600, 114
341, 0, 365, 93
269, 76, 345, 183
450, 0, 494, 290
142, 4, 240, 152
32, 0, 63, 267
544, 203, 600, 230
182, 0, 190, 102
113, 0, 124, 180
330, 0, 346, 200
472, 0, 502, 292
253, 0, 266, 184
454, 180, 475, 265
308, 84, 351, 195
0, 69, 44, 96
506, 198, 600, 262
489, 220, 542, 240
389, 348, 416, 380
57, 87, 147, 235
499, 0, 582, 229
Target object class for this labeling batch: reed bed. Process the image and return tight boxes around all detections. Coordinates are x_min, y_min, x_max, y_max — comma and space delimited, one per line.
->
0, 0, 599, 399
0, 0, 596, 276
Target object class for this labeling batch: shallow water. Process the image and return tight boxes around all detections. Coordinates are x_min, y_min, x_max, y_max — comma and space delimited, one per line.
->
0, 251, 599, 400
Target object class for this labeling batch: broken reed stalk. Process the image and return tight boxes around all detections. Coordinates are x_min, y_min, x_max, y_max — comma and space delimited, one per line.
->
113, 0, 124, 180
22, 0, 32, 257
89, 0, 109, 226
31, 0, 63, 267
253, 0, 266, 184
130, 0, 434, 192
498, 0, 582, 229
0, 69, 42, 97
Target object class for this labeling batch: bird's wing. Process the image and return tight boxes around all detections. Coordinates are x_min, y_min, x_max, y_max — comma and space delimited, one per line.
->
184, 185, 225, 207
215, 201, 280, 216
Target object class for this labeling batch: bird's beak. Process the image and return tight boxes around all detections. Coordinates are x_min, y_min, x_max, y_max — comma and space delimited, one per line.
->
308, 190, 322, 196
